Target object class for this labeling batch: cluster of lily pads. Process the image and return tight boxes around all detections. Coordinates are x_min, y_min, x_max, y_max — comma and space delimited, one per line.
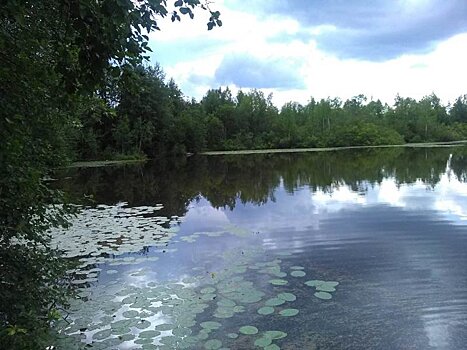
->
179, 224, 251, 244
54, 251, 294, 349
305, 280, 340, 300
48, 203, 181, 285
49, 202, 340, 349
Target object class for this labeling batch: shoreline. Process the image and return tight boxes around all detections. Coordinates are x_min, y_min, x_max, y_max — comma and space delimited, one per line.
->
200, 140, 467, 156
67, 140, 467, 167
66, 159, 147, 168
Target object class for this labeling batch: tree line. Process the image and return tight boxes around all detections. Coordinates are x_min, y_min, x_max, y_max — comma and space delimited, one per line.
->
71, 64, 467, 160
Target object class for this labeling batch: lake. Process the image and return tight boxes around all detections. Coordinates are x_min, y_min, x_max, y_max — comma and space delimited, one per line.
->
51, 146, 467, 350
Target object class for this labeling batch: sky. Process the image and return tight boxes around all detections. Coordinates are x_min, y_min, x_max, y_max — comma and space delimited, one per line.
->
148, 0, 467, 107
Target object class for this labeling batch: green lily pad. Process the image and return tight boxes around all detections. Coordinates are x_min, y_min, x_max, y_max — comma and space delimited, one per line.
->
227, 333, 238, 339
277, 293, 296, 302
316, 285, 336, 292
254, 336, 272, 347
217, 299, 236, 307
201, 287, 216, 294
239, 326, 259, 335
265, 344, 280, 350
139, 330, 161, 338
314, 291, 332, 300
265, 298, 285, 307
204, 339, 222, 349
135, 338, 154, 345
173, 327, 192, 337
93, 329, 112, 341
142, 345, 158, 350
233, 305, 245, 313
238, 291, 264, 303
119, 333, 135, 341
257, 306, 275, 315
273, 272, 287, 278
135, 320, 152, 329
154, 323, 173, 331
264, 331, 287, 340
200, 321, 222, 330
122, 310, 139, 318
279, 308, 299, 317
304, 280, 324, 287
290, 271, 306, 277
197, 331, 210, 340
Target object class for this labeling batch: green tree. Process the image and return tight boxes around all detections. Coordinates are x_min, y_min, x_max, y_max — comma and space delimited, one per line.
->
0, 1, 221, 348
451, 95, 467, 123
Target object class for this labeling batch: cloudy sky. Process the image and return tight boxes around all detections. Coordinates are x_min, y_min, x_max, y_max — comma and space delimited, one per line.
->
148, 0, 467, 107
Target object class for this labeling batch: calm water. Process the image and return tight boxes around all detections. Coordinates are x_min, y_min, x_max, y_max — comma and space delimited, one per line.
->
53, 147, 467, 350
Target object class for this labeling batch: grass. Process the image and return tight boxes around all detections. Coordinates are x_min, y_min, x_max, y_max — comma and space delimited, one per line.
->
200, 140, 467, 156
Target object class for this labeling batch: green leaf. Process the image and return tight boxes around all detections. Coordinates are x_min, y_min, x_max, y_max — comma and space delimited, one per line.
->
179, 7, 190, 15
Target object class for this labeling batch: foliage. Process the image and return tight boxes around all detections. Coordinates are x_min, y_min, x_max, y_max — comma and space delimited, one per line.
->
0, 0, 219, 348
69, 68, 467, 159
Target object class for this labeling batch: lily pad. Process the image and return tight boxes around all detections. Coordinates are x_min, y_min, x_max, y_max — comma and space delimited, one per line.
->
122, 310, 139, 318
201, 287, 216, 294
277, 293, 296, 302
217, 299, 236, 307
314, 291, 332, 300
154, 323, 173, 331
290, 271, 306, 277
304, 280, 325, 287
254, 336, 272, 347
239, 326, 259, 335
135, 320, 152, 329
258, 306, 275, 315
279, 308, 299, 317
204, 339, 222, 349
200, 321, 222, 330
316, 285, 336, 292
326, 281, 339, 287
264, 331, 287, 340
265, 298, 285, 307
273, 272, 287, 278
139, 330, 161, 338
265, 344, 280, 350
197, 331, 210, 341
93, 329, 112, 341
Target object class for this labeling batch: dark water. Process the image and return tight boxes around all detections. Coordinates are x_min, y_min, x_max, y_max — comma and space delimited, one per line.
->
55, 147, 467, 350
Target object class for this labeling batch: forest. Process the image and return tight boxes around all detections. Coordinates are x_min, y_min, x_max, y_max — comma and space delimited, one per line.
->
71, 64, 467, 161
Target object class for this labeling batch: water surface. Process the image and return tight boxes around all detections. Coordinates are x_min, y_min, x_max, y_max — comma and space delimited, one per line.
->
52, 147, 467, 350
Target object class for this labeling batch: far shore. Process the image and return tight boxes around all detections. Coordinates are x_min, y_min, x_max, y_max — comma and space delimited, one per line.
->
66, 158, 147, 168
67, 140, 467, 168
200, 140, 467, 156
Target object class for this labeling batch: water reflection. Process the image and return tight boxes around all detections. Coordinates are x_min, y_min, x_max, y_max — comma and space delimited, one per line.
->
56, 147, 467, 218
54, 146, 467, 350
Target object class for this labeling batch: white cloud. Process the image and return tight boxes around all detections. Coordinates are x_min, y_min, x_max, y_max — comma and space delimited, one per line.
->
148, 1, 467, 107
